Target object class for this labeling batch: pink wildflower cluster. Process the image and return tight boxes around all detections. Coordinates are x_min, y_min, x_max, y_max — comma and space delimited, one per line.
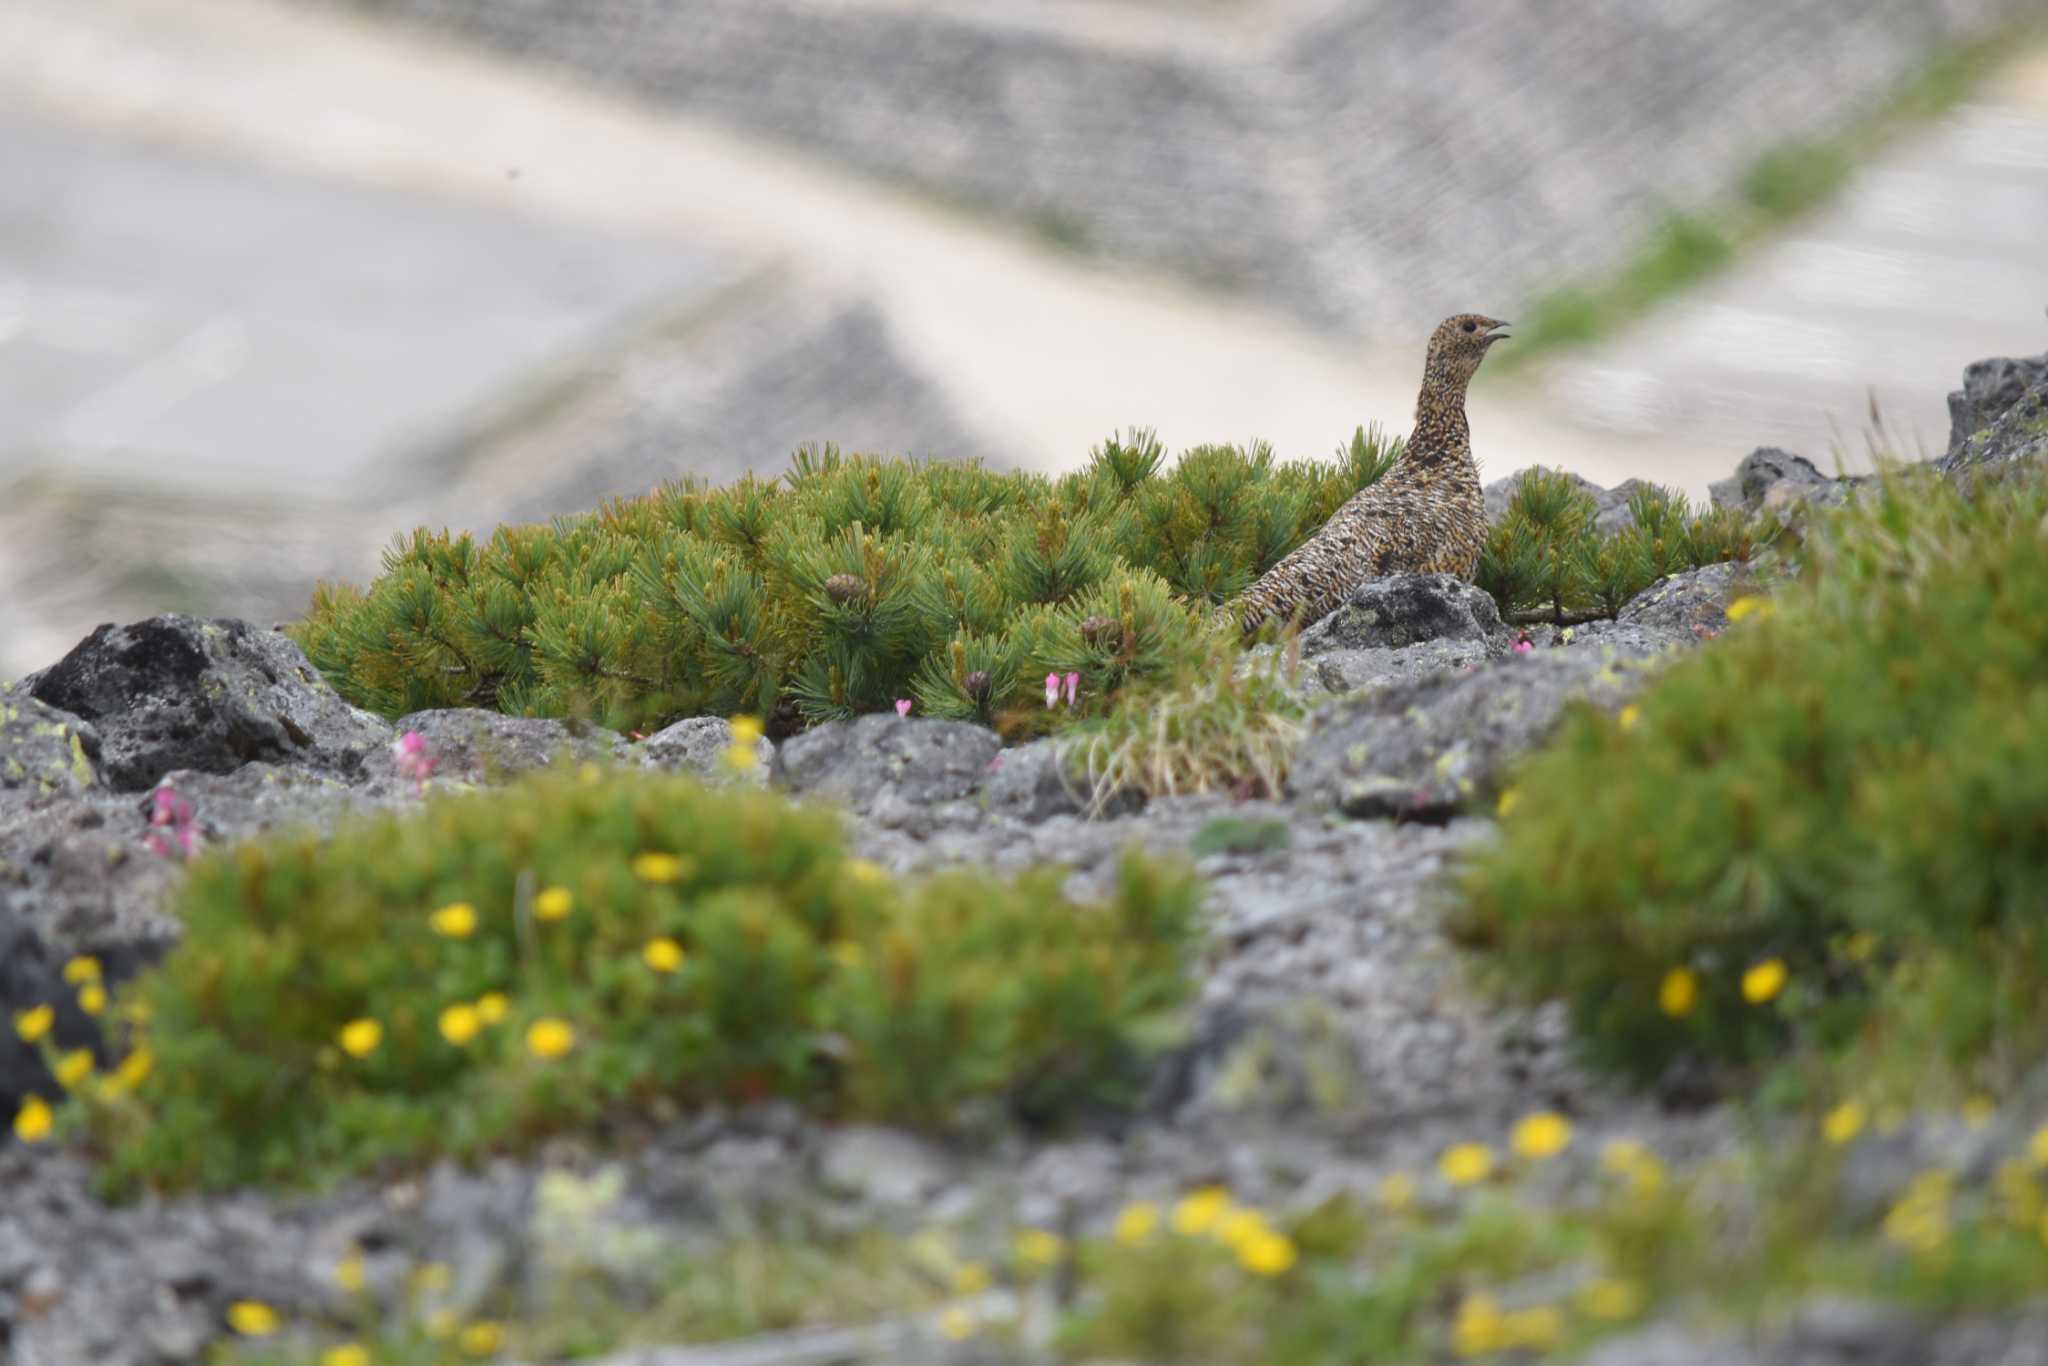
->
145, 785, 201, 860
392, 730, 437, 794
1512, 632, 1534, 655
1044, 672, 1080, 709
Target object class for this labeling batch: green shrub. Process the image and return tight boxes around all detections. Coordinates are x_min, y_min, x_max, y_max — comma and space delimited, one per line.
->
82, 766, 1201, 1194
1476, 470, 1766, 623
1461, 470, 2048, 1095
293, 431, 1406, 735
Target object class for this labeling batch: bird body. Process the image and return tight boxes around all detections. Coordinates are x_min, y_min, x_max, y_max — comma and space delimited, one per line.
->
1235, 313, 1509, 637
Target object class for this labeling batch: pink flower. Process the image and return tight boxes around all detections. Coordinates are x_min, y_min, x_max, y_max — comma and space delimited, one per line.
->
895, 698, 912, 718
1063, 672, 1080, 707
391, 730, 437, 793
144, 783, 202, 860
1045, 672, 1061, 708
1512, 632, 1533, 655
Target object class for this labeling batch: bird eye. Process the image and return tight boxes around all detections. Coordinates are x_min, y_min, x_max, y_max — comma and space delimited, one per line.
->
1461, 321, 1477, 333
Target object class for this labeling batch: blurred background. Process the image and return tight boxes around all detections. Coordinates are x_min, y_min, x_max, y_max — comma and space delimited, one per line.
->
3, 0, 2046, 678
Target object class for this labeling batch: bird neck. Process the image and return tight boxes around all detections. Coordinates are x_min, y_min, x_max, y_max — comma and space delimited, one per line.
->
1407, 360, 1474, 468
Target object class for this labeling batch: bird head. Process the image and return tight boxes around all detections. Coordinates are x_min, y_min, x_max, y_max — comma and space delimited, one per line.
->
1425, 313, 1511, 386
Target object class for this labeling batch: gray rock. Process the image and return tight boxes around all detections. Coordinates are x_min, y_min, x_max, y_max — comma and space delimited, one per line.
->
980, 738, 1124, 821
1296, 573, 1508, 656
1942, 365, 2048, 483
1290, 647, 1653, 819
1708, 447, 1845, 514
1580, 1322, 1751, 1366
27, 616, 392, 792
1298, 637, 1499, 702
816, 1126, 952, 1208
774, 715, 1001, 818
370, 708, 627, 786
1484, 466, 1636, 532
1616, 562, 1750, 637
636, 716, 774, 786
1945, 352, 2048, 458
0, 691, 100, 799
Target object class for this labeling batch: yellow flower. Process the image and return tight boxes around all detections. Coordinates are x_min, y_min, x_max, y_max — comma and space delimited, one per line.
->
1495, 787, 1520, 817
334, 1251, 366, 1293
1013, 1228, 1065, 1266
1170, 1185, 1231, 1236
1580, 1277, 1645, 1320
459, 1320, 504, 1356
13, 1004, 54, 1043
1602, 1139, 1667, 1197
112, 1046, 154, 1093
533, 886, 574, 921
1962, 1095, 1995, 1129
425, 1308, 459, 1340
1843, 931, 1878, 963
411, 1262, 453, 1293
1452, 1293, 1505, 1357
577, 761, 603, 786
431, 902, 479, 938
724, 744, 760, 772
1236, 1231, 1298, 1276
844, 858, 888, 886
643, 937, 686, 973
13, 1095, 53, 1143
1617, 704, 1641, 731
526, 1017, 576, 1059
2027, 1123, 2048, 1169
1823, 1102, 1866, 1145
321, 1345, 371, 1366
952, 1262, 992, 1295
54, 1048, 94, 1089
440, 1003, 482, 1046
1511, 1111, 1573, 1160
1214, 1208, 1269, 1251
937, 1307, 977, 1341
1658, 966, 1699, 1017
1502, 1305, 1565, 1350
1439, 1142, 1493, 1186
1725, 594, 1773, 623
1378, 1171, 1417, 1212
226, 1300, 280, 1337
1883, 1171, 1953, 1253
63, 955, 101, 985
78, 983, 107, 1016
632, 852, 685, 884
730, 715, 765, 746
338, 1018, 384, 1058
1741, 958, 1787, 1004
1112, 1201, 1159, 1245
475, 992, 509, 1024
120, 999, 153, 1025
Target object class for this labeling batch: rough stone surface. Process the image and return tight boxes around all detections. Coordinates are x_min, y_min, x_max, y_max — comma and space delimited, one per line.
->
774, 715, 1003, 828
1942, 367, 2048, 482
1485, 466, 1646, 534
1708, 447, 1842, 512
1945, 352, 2048, 456
0, 689, 100, 800
1616, 562, 1751, 637
27, 616, 392, 792
816, 1127, 953, 1209
1293, 637, 1501, 704
979, 737, 1121, 822
1296, 573, 1509, 656
635, 716, 774, 786
1289, 647, 1655, 820
368, 708, 627, 786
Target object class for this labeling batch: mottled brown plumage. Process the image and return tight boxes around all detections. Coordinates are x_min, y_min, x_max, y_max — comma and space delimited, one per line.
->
1235, 313, 1508, 637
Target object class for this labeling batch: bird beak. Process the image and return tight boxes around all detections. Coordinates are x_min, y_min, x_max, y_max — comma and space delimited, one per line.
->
1484, 320, 1512, 344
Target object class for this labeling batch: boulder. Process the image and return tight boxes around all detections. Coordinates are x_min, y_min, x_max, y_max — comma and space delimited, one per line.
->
0, 691, 101, 799
1485, 466, 1642, 534
981, 737, 1113, 821
1295, 637, 1500, 702
1942, 363, 2048, 482
1708, 447, 1842, 513
27, 617, 392, 792
1945, 352, 2048, 457
1296, 573, 1508, 656
774, 715, 1001, 819
1616, 562, 1750, 637
1290, 648, 1654, 820
635, 716, 774, 786
369, 709, 627, 787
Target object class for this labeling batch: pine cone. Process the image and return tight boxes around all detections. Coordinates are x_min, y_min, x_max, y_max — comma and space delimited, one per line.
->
963, 670, 991, 701
1079, 615, 1122, 648
824, 573, 868, 605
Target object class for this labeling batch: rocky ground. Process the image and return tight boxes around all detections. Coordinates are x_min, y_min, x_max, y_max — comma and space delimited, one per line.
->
0, 354, 2043, 1364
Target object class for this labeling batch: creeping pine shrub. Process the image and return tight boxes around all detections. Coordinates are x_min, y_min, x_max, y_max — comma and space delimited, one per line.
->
82, 767, 1200, 1194
1462, 468, 2048, 1096
1476, 469, 1770, 623
291, 430, 1406, 736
